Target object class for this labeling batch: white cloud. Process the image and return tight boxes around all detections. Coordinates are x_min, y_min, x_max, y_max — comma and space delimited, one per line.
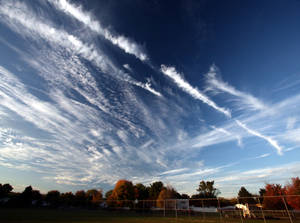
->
217, 162, 300, 184
160, 168, 188, 175
161, 65, 231, 117
235, 120, 283, 155
236, 135, 243, 148
49, 0, 148, 61
123, 64, 132, 72
0, 63, 165, 187
253, 153, 270, 159
286, 117, 297, 130
210, 125, 231, 135
140, 139, 154, 149
1, 0, 300, 196
205, 65, 268, 111
281, 128, 300, 143
0, 1, 160, 97
210, 125, 243, 148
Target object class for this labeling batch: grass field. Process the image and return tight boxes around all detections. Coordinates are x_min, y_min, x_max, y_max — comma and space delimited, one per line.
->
1, 208, 299, 223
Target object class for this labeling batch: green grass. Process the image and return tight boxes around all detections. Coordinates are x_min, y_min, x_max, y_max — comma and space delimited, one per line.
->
1, 208, 299, 223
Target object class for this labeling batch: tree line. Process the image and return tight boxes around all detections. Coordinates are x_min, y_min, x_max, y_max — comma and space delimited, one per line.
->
0, 177, 299, 210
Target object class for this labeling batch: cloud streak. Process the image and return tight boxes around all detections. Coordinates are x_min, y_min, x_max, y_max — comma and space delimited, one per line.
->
1, 0, 300, 197
0, 1, 159, 97
205, 65, 268, 111
235, 120, 283, 155
161, 65, 231, 117
49, 0, 148, 61
0, 64, 166, 187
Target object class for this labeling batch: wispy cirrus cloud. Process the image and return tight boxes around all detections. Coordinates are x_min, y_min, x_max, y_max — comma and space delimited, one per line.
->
123, 64, 132, 72
205, 65, 268, 111
210, 125, 243, 148
0, 0, 167, 186
49, 0, 148, 61
0, 65, 167, 187
235, 120, 283, 155
0, 0, 187, 187
253, 153, 270, 159
214, 162, 300, 185
161, 65, 231, 117
0, 0, 160, 97
160, 168, 189, 176
286, 117, 297, 130
1, 0, 300, 198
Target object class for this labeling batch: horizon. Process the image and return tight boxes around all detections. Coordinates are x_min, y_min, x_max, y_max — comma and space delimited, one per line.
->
1, 0, 300, 198
1, 177, 296, 199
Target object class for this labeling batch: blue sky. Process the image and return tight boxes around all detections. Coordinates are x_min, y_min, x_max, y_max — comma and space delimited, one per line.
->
0, 0, 300, 197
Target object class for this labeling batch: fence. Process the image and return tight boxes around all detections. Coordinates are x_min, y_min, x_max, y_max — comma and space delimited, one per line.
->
99, 195, 300, 223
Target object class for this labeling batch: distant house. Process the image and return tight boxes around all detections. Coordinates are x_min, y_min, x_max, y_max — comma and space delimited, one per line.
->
176, 199, 189, 210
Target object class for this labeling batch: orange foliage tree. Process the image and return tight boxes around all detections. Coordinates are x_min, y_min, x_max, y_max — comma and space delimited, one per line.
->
86, 189, 103, 207
107, 180, 135, 207
262, 184, 285, 210
285, 177, 300, 210
156, 186, 180, 208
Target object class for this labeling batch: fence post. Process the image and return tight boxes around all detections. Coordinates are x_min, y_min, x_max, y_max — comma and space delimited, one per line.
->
142, 200, 144, 214
237, 197, 244, 223
188, 199, 191, 220
257, 197, 266, 223
217, 197, 223, 222
175, 199, 177, 218
201, 199, 205, 221
282, 196, 293, 223
164, 200, 166, 217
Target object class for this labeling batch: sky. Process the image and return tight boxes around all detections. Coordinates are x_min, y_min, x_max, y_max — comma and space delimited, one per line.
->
0, 0, 300, 197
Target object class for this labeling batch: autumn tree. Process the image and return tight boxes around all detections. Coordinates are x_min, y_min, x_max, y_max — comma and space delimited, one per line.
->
285, 177, 300, 210
107, 180, 135, 207
262, 184, 285, 210
86, 189, 103, 207
156, 186, 180, 208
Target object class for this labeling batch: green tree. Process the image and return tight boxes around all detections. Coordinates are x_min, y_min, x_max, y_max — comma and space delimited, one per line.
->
149, 181, 164, 200
105, 190, 113, 199
0, 183, 13, 198
238, 187, 255, 204
259, 188, 266, 197
75, 190, 87, 207
60, 192, 75, 206
180, 194, 190, 199
46, 190, 61, 207
134, 183, 149, 200
20, 186, 34, 206
197, 180, 220, 198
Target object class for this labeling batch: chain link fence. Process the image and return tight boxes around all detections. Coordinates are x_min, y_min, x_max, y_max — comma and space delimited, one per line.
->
99, 195, 300, 222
